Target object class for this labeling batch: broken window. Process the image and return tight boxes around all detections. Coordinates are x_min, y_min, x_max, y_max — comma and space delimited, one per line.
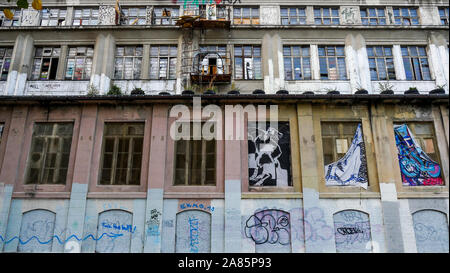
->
65, 46, 94, 80
314, 7, 340, 25
99, 123, 144, 186
367, 46, 396, 80
360, 7, 386, 25
439, 7, 449, 25
283, 45, 311, 80
0, 9, 22, 26
149, 45, 177, 80
401, 46, 431, 81
73, 8, 99, 26
234, 45, 262, 80
31, 47, 60, 81
25, 123, 74, 185
233, 7, 259, 25
121, 7, 147, 25
114, 46, 143, 80
281, 7, 307, 25
198, 45, 227, 75
393, 7, 419, 25
322, 122, 361, 166
318, 46, 347, 80
173, 122, 216, 186
0, 47, 13, 81
40, 8, 67, 26
153, 7, 179, 25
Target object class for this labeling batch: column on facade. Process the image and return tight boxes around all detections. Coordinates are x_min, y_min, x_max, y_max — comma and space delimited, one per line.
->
4, 35, 34, 96
262, 33, 284, 93
310, 45, 320, 81
392, 45, 406, 81
355, 34, 372, 93
428, 33, 449, 91
90, 34, 116, 94
56, 45, 68, 80
345, 34, 361, 93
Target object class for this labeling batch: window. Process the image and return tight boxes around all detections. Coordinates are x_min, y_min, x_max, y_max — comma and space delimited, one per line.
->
114, 46, 143, 80
233, 7, 259, 25
360, 7, 386, 25
152, 7, 179, 25
318, 46, 347, 80
322, 122, 362, 166
173, 122, 216, 186
31, 47, 60, 81
65, 46, 94, 80
283, 45, 311, 80
121, 7, 147, 25
314, 7, 340, 25
367, 46, 396, 81
198, 45, 228, 75
0, 9, 22, 26
0, 47, 12, 81
234, 45, 262, 80
401, 46, 431, 81
281, 7, 307, 25
396, 123, 440, 164
149, 45, 177, 80
25, 123, 74, 185
99, 123, 144, 186
0, 123, 4, 146
393, 7, 419, 25
73, 8, 99, 26
40, 8, 67, 26
439, 7, 449, 25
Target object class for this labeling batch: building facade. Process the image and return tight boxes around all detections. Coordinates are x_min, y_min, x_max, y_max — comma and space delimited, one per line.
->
0, 0, 448, 253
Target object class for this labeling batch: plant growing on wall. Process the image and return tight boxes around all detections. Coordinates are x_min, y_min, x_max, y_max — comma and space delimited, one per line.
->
87, 84, 100, 96
107, 84, 122, 96
130, 87, 145, 95
378, 82, 394, 93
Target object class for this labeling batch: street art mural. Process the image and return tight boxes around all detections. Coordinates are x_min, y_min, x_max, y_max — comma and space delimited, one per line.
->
95, 210, 134, 253
244, 209, 291, 253
248, 122, 292, 187
394, 124, 443, 186
412, 210, 449, 253
324, 124, 368, 189
18, 209, 56, 253
175, 210, 211, 253
333, 210, 372, 253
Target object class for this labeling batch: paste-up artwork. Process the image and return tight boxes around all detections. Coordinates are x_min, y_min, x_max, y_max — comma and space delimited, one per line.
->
18, 209, 56, 253
413, 210, 449, 253
175, 210, 211, 253
324, 124, 368, 189
248, 122, 292, 187
244, 209, 291, 253
334, 210, 372, 253
95, 210, 134, 253
394, 124, 443, 186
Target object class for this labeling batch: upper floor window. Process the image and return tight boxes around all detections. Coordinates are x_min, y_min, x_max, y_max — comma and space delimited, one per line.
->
197, 45, 229, 75
360, 7, 386, 25
439, 7, 449, 25
281, 7, 307, 25
234, 45, 262, 80
0, 9, 22, 26
153, 7, 179, 25
114, 46, 143, 80
367, 46, 396, 81
40, 8, 67, 26
0, 47, 12, 81
65, 46, 94, 80
393, 7, 419, 25
318, 46, 347, 80
314, 7, 340, 25
31, 47, 60, 81
283, 45, 311, 80
121, 7, 147, 25
73, 8, 99, 26
401, 46, 431, 81
25, 122, 74, 185
99, 123, 144, 186
233, 7, 259, 25
149, 45, 177, 80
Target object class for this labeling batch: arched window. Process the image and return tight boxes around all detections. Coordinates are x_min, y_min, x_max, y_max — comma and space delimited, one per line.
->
333, 210, 372, 253
18, 209, 56, 253
412, 210, 449, 253
175, 210, 211, 253
96, 209, 134, 253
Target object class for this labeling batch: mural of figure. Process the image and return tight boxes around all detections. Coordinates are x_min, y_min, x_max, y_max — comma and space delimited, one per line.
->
248, 122, 292, 187
324, 123, 368, 189
175, 210, 211, 253
333, 210, 372, 253
413, 210, 449, 253
394, 124, 443, 186
95, 210, 134, 253
18, 209, 56, 253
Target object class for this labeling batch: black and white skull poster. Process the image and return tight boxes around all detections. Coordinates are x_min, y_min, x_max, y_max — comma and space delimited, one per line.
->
248, 122, 292, 187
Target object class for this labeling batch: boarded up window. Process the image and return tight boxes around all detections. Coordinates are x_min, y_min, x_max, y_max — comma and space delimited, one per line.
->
334, 210, 372, 253
96, 210, 134, 253
99, 123, 144, 185
18, 210, 56, 253
25, 123, 74, 185
413, 210, 449, 253
175, 210, 211, 253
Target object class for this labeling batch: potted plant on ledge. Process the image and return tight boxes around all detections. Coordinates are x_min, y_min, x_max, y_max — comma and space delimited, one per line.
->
378, 82, 394, 95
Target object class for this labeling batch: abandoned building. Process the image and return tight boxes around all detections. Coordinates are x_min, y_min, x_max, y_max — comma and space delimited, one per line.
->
0, 0, 448, 253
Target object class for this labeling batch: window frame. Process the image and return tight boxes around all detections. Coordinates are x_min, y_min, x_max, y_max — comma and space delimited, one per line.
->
280, 7, 307, 25
120, 6, 148, 25
65, 46, 94, 81
314, 7, 340, 25
114, 45, 144, 80
152, 6, 180, 25
439, 7, 449, 25
40, 8, 67, 26
367, 45, 396, 81
0, 47, 13, 81
0, 8, 22, 26
318, 45, 348, 80
149, 45, 178, 80
234, 45, 262, 80
283, 45, 312, 81
360, 7, 387, 25
401, 45, 432, 81
393, 7, 419, 26
73, 8, 99, 26
30, 47, 61, 81
233, 6, 260, 25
